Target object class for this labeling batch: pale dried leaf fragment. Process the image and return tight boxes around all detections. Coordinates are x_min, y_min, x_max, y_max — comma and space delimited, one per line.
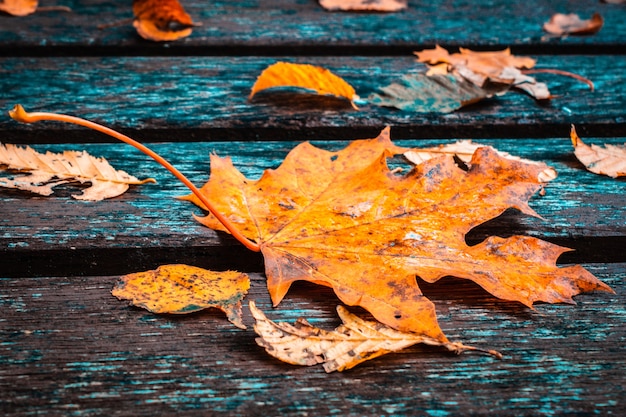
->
251, 301, 500, 372
404, 140, 557, 183
249, 62, 358, 108
0, 143, 155, 200
571, 126, 626, 178
113, 265, 250, 329
319, 0, 407, 12
543, 13, 603, 36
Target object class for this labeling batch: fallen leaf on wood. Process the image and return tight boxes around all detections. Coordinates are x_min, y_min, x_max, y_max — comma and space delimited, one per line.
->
113, 265, 250, 329
319, 0, 407, 12
133, 0, 196, 42
404, 140, 557, 182
415, 45, 536, 85
543, 13, 603, 36
0, 0, 69, 16
249, 62, 358, 108
0, 143, 155, 200
369, 73, 509, 113
0, 0, 36, 15
182, 127, 612, 342
250, 301, 501, 372
571, 126, 626, 178
414, 45, 553, 100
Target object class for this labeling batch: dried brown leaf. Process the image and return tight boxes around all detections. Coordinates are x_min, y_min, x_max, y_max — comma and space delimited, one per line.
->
571, 126, 626, 178
543, 13, 603, 36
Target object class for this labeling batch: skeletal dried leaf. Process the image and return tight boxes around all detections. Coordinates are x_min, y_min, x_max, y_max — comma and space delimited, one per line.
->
133, 0, 196, 42
571, 126, 626, 178
404, 140, 557, 182
543, 13, 603, 36
369, 72, 509, 113
251, 301, 500, 372
249, 62, 358, 108
319, 0, 407, 12
113, 265, 250, 329
0, 143, 155, 200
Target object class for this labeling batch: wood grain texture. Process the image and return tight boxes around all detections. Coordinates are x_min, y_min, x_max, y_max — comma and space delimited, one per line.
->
1, 139, 625, 278
1, 55, 625, 142
1, 264, 623, 416
1, 0, 626, 55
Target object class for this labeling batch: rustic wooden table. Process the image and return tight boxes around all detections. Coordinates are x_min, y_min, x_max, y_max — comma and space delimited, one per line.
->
1, 1, 625, 415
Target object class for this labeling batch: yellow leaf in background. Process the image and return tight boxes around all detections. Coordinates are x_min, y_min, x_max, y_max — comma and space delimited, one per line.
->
250, 301, 500, 372
319, 0, 407, 12
0, 0, 37, 16
0, 143, 155, 200
404, 140, 557, 183
571, 126, 626, 178
249, 62, 358, 108
113, 265, 250, 329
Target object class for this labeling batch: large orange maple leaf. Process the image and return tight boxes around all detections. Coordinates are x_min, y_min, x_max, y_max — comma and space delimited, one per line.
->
183, 128, 611, 343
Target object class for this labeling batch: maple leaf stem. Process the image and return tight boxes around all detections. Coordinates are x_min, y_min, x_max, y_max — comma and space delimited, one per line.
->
8, 104, 261, 252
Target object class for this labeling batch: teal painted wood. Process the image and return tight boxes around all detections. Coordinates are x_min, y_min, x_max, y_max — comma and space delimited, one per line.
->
1, 55, 625, 142
0, 264, 624, 416
1, 0, 625, 55
1, 138, 624, 278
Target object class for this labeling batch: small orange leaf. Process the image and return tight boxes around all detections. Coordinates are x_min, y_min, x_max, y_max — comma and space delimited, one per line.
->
249, 62, 358, 108
571, 126, 626, 178
318, 0, 407, 12
132, 0, 196, 42
0, 0, 37, 16
543, 13, 603, 36
112, 265, 250, 329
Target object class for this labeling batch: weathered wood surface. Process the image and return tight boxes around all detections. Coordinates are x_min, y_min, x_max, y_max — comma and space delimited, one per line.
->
2, 0, 626, 415
1, 0, 626, 55
1, 264, 624, 416
1, 138, 625, 278
1, 55, 625, 142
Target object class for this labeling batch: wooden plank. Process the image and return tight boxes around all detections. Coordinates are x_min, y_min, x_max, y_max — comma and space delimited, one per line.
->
1, 55, 625, 142
0, 263, 623, 416
1, 0, 625, 55
1, 138, 625, 277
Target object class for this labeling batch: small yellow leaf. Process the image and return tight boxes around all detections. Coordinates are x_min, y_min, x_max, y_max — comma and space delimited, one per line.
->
113, 265, 250, 329
249, 62, 358, 108
250, 301, 500, 372
571, 126, 626, 178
